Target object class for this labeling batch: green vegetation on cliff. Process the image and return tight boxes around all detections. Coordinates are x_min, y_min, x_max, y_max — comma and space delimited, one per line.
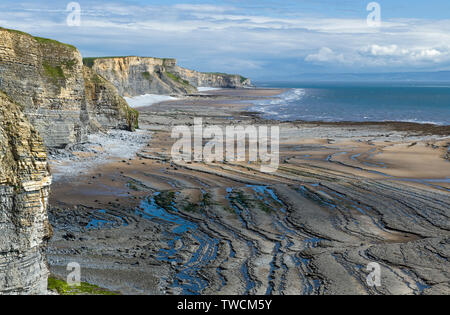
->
0, 27, 77, 51
62, 59, 77, 70
83, 57, 129, 68
203, 72, 229, 76
0, 27, 30, 37
165, 71, 190, 86
42, 62, 65, 82
142, 71, 151, 80
203, 71, 248, 83
125, 106, 140, 130
41, 59, 77, 84
83, 57, 96, 68
48, 277, 119, 295
33, 36, 77, 51
240, 75, 248, 83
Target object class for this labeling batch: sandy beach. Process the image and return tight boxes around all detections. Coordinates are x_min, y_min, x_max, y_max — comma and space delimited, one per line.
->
47, 88, 450, 295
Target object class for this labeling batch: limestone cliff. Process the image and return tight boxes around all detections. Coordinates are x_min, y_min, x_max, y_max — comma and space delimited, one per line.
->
84, 56, 251, 97
84, 56, 197, 97
83, 66, 139, 131
0, 91, 52, 294
171, 67, 252, 90
0, 28, 138, 148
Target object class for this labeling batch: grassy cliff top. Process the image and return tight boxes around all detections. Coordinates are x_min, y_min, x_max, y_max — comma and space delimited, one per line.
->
0, 27, 77, 51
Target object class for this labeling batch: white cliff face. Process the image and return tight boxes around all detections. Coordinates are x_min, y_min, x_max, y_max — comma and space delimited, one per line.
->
171, 66, 252, 89
0, 91, 52, 294
86, 57, 252, 97
88, 57, 197, 97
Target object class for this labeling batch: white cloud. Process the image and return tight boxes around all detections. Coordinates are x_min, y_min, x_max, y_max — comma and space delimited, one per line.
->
360, 45, 448, 64
305, 47, 347, 64
2, 2, 450, 76
305, 44, 450, 68
173, 4, 235, 13
363, 44, 443, 60
367, 44, 403, 56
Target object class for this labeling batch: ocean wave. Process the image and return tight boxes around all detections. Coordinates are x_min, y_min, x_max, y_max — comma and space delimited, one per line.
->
249, 89, 306, 120
250, 88, 305, 113
267, 88, 305, 105
248, 87, 449, 125
393, 119, 444, 126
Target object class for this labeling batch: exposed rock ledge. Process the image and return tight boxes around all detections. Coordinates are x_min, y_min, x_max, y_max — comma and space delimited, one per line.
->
0, 28, 138, 149
0, 91, 52, 294
84, 56, 252, 97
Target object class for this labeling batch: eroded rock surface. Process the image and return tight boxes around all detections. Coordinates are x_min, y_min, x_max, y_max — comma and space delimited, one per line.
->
47, 90, 449, 295
0, 91, 52, 294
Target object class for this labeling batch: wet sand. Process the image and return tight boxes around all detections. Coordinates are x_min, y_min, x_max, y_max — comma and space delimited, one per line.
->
48, 88, 450, 295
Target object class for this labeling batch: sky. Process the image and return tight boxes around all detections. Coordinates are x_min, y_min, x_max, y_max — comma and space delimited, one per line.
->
1, 0, 450, 80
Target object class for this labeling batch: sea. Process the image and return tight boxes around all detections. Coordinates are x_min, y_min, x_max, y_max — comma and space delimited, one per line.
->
251, 82, 450, 125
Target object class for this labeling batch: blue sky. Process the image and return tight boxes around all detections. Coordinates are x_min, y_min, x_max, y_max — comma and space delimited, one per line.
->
1, 0, 450, 80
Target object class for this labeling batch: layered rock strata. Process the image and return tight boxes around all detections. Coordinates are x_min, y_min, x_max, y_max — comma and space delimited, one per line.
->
83, 66, 139, 132
0, 91, 52, 294
84, 57, 197, 97
85, 56, 251, 97
0, 28, 138, 148
172, 66, 252, 90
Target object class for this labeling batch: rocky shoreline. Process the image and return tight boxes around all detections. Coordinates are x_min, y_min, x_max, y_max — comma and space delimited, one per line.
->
47, 88, 450, 295
0, 28, 255, 295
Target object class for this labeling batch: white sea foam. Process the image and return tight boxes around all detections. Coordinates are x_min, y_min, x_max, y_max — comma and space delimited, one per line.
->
256, 88, 305, 107
395, 119, 443, 125
250, 88, 305, 116
124, 94, 178, 108
198, 87, 221, 92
